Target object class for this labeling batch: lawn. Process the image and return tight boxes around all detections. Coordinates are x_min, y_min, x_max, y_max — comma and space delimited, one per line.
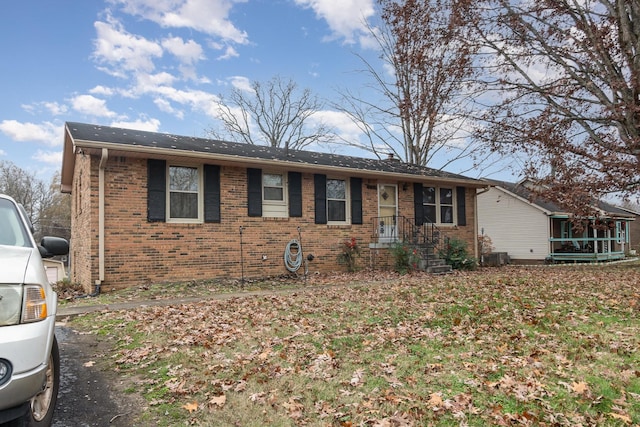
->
67, 263, 640, 426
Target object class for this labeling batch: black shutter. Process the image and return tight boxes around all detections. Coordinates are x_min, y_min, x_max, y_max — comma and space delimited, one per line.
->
314, 174, 327, 224
204, 164, 221, 223
147, 159, 166, 222
247, 168, 262, 217
350, 177, 362, 225
288, 172, 302, 217
456, 186, 466, 226
413, 183, 424, 226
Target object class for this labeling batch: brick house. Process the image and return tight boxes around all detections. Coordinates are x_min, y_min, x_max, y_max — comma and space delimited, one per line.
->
61, 122, 487, 292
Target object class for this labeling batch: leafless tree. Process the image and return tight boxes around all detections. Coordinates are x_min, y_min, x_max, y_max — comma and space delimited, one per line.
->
463, 0, 640, 213
336, 0, 488, 172
0, 161, 70, 240
39, 171, 71, 241
210, 76, 336, 152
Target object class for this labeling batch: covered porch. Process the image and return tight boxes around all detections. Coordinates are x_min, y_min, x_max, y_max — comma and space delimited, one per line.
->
548, 217, 631, 263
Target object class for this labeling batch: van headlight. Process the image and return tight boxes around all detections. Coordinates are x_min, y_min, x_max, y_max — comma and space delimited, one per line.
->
0, 285, 22, 326
22, 285, 48, 323
0, 284, 48, 326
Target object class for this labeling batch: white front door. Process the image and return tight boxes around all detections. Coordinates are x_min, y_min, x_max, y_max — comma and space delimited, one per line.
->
378, 184, 398, 242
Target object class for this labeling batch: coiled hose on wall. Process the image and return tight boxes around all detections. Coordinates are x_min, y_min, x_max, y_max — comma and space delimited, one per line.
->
284, 239, 303, 272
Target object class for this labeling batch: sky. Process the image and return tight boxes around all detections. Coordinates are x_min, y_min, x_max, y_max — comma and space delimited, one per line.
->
0, 0, 516, 185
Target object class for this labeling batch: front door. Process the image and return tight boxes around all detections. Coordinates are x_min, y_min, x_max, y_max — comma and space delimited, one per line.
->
378, 184, 398, 242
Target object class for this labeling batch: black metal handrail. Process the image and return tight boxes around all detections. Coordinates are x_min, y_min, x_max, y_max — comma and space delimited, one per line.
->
372, 215, 448, 255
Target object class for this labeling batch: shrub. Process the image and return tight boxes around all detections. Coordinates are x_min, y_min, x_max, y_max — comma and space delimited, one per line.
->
389, 242, 420, 274
439, 238, 477, 270
337, 237, 361, 272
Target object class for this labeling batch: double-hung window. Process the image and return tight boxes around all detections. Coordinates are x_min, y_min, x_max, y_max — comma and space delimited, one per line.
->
423, 186, 454, 224
327, 178, 347, 223
263, 173, 285, 203
168, 165, 201, 221
262, 172, 287, 217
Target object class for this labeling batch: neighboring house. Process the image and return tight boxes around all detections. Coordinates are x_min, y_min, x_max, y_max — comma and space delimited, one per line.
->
477, 180, 635, 264
616, 206, 640, 254
60, 122, 488, 292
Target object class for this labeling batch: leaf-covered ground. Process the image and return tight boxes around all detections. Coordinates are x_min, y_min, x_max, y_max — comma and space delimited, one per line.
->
69, 264, 640, 426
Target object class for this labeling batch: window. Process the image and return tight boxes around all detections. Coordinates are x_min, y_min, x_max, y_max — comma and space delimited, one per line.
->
263, 173, 285, 203
423, 186, 454, 224
262, 172, 288, 218
168, 165, 201, 221
327, 178, 347, 222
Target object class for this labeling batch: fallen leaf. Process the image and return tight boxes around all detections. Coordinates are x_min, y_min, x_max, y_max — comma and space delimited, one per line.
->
209, 394, 226, 407
350, 369, 365, 387
182, 401, 198, 413
428, 392, 443, 408
83, 361, 95, 367
571, 381, 589, 395
608, 412, 632, 424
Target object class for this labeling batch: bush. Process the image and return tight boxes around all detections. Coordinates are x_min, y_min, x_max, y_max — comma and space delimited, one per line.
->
439, 238, 477, 270
389, 242, 420, 274
337, 237, 361, 272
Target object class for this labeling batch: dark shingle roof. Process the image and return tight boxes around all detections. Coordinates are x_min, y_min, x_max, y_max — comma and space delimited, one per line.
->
65, 122, 483, 184
490, 179, 633, 217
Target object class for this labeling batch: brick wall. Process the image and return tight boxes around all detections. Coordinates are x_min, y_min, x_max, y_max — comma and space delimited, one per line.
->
69, 154, 96, 292
70, 153, 478, 291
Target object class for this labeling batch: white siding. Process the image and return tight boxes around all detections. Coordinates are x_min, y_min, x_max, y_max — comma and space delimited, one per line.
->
477, 187, 550, 261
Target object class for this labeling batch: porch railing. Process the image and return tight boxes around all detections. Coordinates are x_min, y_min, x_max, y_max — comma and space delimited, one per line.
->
371, 215, 449, 256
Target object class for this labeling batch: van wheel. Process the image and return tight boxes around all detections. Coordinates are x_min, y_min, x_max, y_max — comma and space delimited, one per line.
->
26, 336, 60, 426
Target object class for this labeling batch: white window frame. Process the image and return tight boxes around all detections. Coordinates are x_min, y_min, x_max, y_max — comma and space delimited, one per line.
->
167, 164, 203, 223
423, 186, 456, 225
327, 177, 350, 225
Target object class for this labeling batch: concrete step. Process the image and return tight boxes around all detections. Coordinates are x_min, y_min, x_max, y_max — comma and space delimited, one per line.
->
426, 264, 453, 274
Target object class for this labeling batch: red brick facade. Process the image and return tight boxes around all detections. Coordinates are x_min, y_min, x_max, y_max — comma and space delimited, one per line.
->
69, 153, 478, 292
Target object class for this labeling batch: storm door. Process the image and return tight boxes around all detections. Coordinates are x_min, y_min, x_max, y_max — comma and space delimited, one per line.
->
378, 184, 398, 243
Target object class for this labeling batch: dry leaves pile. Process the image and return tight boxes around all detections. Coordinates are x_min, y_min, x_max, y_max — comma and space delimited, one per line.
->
74, 265, 640, 426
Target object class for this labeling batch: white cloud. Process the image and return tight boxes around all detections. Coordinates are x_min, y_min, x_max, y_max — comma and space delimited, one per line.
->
217, 45, 239, 60
228, 76, 252, 92
89, 85, 116, 96
0, 149, 6, 156
294, 0, 376, 44
20, 102, 68, 116
110, 118, 162, 132
311, 109, 364, 142
134, 72, 178, 93
0, 120, 61, 146
93, 16, 163, 76
33, 150, 63, 165
154, 98, 184, 119
70, 94, 118, 118
110, 0, 249, 44
162, 36, 204, 64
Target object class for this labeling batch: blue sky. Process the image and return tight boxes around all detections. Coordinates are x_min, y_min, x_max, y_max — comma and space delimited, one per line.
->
0, 0, 516, 185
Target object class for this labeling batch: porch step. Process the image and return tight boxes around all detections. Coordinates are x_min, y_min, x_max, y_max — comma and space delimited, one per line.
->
426, 264, 453, 274
419, 257, 453, 274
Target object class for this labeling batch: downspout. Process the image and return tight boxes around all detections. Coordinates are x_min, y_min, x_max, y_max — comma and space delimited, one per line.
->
475, 186, 491, 259
95, 148, 108, 295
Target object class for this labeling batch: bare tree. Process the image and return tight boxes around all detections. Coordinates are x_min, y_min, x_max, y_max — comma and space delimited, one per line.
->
39, 171, 71, 241
210, 76, 336, 152
336, 0, 486, 171
0, 161, 70, 240
0, 160, 50, 233
464, 0, 640, 213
